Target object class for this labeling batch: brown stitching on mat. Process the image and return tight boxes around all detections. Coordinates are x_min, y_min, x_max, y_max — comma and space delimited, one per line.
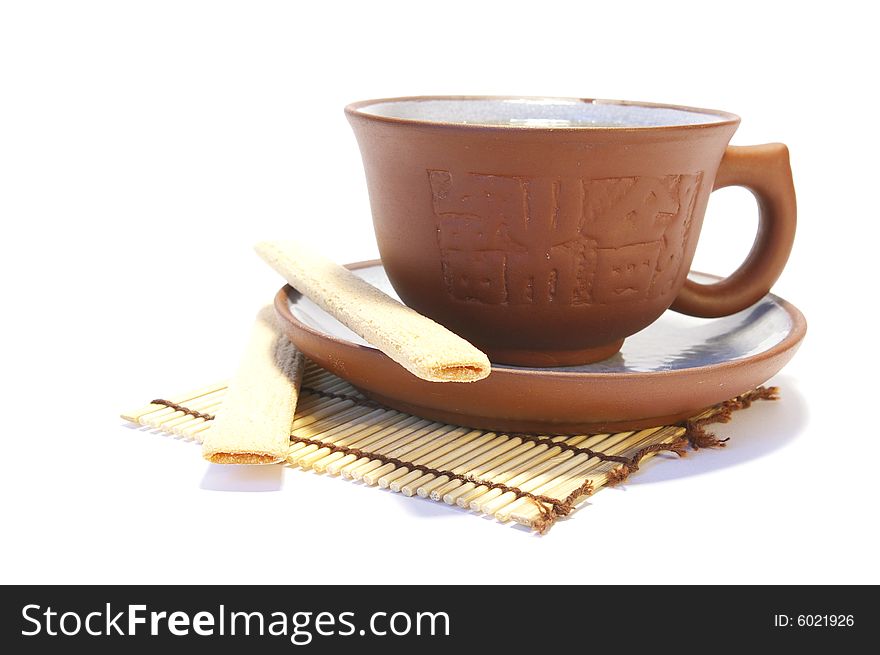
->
605, 465, 631, 487
602, 436, 690, 488
286, 431, 692, 534
147, 385, 378, 423
150, 399, 216, 422
685, 421, 729, 449
508, 432, 636, 466
287, 434, 587, 531
682, 386, 779, 450
531, 477, 599, 534
607, 387, 779, 487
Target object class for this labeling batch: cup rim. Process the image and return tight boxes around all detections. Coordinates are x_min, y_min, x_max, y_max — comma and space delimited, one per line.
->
345, 95, 741, 132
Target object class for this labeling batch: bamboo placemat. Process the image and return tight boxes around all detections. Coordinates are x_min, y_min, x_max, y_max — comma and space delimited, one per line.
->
122, 361, 778, 533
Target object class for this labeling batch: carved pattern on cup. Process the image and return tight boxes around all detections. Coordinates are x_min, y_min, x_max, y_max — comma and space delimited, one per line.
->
428, 169, 703, 305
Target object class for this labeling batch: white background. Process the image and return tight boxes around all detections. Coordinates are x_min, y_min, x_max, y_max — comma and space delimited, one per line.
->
2, 0, 877, 585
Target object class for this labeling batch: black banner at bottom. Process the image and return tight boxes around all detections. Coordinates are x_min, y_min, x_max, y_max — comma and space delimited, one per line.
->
1, 585, 872, 652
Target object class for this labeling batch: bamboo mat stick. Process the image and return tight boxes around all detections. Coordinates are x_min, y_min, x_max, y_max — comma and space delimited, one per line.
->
422, 437, 524, 500
447, 437, 566, 506
161, 400, 225, 430
287, 406, 386, 462
290, 409, 420, 468
348, 424, 464, 482
301, 369, 340, 387
121, 381, 228, 424
180, 419, 214, 441
572, 428, 682, 495
294, 409, 402, 468
293, 408, 396, 464
469, 434, 598, 512
371, 428, 485, 488
289, 396, 356, 429
583, 426, 684, 492
306, 380, 362, 397
496, 427, 666, 523
386, 430, 495, 491
322, 418, 436, 475
289, 395, 350, 420
298, 380, 355, 399
291, 397, 356, 429
137, 391, 226, 429
311, 415, 426, 473
343, 421, 453, 476
437, 439, 540, 503
509, 427, 684, 526
286, 402, 370, 458
469, 437, 595, 514
314, 415, 432, 466
397, 432, 502, 496
330, 419, 445, 478
294, 404, 378, 440
360, 425, 471, 484
374, 429, 485, 489
300, 374, 355, 393
137, 389, 225, 422
483, 451, 600, 518
166, 406, 222, 434
457, 444, 563, 509
499, 426, 676, 523
486, 430, 643, 518
409, 434, 512, 497
339, 423, 451, 481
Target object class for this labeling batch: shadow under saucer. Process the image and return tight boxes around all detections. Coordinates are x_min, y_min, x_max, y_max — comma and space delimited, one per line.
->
624, 373, 808, 485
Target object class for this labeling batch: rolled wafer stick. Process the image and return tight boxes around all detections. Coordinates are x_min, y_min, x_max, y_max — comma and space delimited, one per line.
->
201, 306, 305, 465
255, 240, 491, 382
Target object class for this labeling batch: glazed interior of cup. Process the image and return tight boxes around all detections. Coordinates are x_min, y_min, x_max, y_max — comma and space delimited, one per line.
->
354, 97, 732, 128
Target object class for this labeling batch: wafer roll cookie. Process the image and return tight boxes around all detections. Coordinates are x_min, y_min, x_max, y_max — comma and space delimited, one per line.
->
201, 306, 304, 464
255, 240, 491, 382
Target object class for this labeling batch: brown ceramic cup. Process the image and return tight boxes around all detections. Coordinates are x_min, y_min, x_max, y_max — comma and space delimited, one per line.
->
346, 96, 796, 367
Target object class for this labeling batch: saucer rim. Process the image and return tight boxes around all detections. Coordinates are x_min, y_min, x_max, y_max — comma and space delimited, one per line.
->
274, 259, 807, 380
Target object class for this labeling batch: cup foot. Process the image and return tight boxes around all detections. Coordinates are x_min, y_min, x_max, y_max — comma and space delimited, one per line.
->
486, 339, 625, 367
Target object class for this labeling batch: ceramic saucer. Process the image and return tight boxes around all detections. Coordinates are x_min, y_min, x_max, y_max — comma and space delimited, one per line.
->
274, 260, 806, 434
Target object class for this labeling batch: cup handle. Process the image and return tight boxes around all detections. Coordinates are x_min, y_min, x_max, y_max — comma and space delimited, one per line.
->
671, 143, 797, 318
